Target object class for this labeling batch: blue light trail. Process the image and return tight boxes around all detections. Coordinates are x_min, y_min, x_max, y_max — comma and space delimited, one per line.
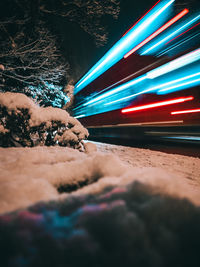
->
83, 76, 146, 106
74, 0, 175, 94
104, 72, 200, 106
73, 48, 200, 118
158, 76, 200, 94
124, 8, 189, 58
141, 13, 200, 55
74, 42, 200, 118
146, 48, 200, 78
88, 48, 200, 107
156, 32, 200, 57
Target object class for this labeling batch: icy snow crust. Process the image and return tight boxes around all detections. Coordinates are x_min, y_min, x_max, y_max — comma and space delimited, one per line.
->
0, 142, 200, 215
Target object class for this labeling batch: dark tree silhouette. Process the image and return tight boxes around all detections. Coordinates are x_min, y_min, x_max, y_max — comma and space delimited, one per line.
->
0, 0, 69, 107
0, 20, 69, 107
39, 0, 120, 47
0, 0, 120, 107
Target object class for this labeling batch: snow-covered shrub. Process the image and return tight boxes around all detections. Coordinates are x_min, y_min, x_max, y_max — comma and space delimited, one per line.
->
25, 82, 70, 108
0, 92, 88, 149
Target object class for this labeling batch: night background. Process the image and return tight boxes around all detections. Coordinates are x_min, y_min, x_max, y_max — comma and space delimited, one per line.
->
1, 0, 199, 100
1, 1, 200, 266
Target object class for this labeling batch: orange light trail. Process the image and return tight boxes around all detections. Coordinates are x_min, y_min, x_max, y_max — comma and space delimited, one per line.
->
171, 108, 200, 115
121, 96, 194, 113
122, 0, 161, 37
124, 8, 189, 58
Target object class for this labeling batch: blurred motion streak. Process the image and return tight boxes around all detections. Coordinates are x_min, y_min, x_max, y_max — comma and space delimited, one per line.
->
73, 0, 200, 139
74, 0, 175, 94
158, 76, 200, 94
141, 14, 200, 55
83, 49, 200, 109
122, 0, 161, 37
146, 48, 200, 78
171, 108, 200, 115
121, 96, 194, 113
157, 32, 200, 56
83, 76, 146, 106
124, 8, 189, 58
105, 72, 200, 106
166, 21, 200, 45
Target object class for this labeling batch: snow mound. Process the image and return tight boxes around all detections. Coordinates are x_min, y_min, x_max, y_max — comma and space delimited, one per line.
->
0, 146, 200, 215
84, 141, 98, 153
0, 146, 125, 214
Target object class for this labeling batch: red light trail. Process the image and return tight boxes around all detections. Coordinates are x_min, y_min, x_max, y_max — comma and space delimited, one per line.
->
171, 108, 200, 115
121, 96, 194, 114
165, 21, 200, 45
124, 8, 189, 58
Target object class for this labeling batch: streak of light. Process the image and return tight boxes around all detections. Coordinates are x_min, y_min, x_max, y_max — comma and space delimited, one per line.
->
141, 13, 200, 55
121, 96, 194, 113
146, 48, 200, 79
74, 114, 86, 119
82, 49, 199, 110
75, 50, 200, 116
165, 21, 200, 45
156, 32, 200, 56
158, 77, 200, 94
122, 0, 161, 37
124, 9, 189, 58
171, 108, 200, 115
163, 136, 200, 141
87, 120, 183, 128
75, 58, 164, 110
74, 0, 175, 94
83, 75, 146, 106
103, 89, 153, 106
87, 49, 200, 107
105, 72, 200, 106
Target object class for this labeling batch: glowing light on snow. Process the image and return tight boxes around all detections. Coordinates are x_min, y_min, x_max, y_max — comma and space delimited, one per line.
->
74, 114, 86, 119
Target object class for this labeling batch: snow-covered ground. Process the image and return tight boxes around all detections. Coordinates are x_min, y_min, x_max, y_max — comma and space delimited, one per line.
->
1, 141, 200, 215
1, 142, 200, 267
94, 141, 200, 188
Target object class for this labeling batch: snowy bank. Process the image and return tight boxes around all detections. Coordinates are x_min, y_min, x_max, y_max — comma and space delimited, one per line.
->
1, 144, 200, 215
1, 143, 200, 266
